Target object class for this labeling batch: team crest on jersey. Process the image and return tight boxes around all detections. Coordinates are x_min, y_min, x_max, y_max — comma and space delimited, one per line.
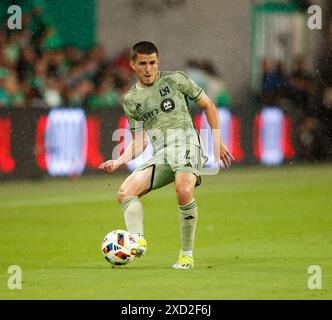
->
159, 86, 170, 97
160, 98, 175, 113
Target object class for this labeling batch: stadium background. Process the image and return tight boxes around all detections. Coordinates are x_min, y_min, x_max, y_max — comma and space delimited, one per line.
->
0, 0, 332, 300
0, 0, 331, 179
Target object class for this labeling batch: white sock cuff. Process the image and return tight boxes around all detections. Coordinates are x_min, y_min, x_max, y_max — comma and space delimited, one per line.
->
179, 199, 196, 212
180, 250, 193, 257
121, 196, 140, 212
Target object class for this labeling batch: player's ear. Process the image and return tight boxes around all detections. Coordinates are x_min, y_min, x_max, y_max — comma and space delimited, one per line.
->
129, 60, 136, 71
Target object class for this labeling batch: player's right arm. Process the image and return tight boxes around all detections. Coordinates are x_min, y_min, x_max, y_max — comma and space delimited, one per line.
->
99, 96, 147, 174
98, 129, 147, 174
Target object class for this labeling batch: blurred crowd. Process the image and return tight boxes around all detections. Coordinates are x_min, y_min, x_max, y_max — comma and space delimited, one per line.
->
0, 0, 232, 112
0, 3, 230, 111
0, 4, 136, 110
185, 59, 231, 109
261, 56, 332, 161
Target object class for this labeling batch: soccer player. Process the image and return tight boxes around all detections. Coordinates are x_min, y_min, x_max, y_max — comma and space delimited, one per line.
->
99, 41, 234, 269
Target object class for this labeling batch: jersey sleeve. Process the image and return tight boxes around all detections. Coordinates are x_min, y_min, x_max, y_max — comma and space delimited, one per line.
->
122, 98, 143, 132
176, 71, 204, 101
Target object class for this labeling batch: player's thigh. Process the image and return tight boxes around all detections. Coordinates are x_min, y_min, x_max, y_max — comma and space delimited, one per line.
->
174, 171, 197, 205
118, 166, 153, 201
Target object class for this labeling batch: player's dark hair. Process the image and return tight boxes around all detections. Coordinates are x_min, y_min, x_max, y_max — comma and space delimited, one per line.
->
131, 41, 158, 61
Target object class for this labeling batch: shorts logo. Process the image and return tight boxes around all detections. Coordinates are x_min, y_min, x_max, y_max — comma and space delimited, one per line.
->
160, 98, 175, 113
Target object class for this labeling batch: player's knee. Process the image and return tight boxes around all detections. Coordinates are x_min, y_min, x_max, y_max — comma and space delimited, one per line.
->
117, 188, 126, 204
176, 186, 193, 205
117, 185, 141, 204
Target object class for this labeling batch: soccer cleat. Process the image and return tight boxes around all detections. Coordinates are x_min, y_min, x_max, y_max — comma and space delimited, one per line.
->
133, 238, 147, 257
172, 254, 194, 269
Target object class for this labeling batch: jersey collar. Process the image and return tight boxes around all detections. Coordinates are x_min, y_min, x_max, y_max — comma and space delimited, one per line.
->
136, 71, 161, 89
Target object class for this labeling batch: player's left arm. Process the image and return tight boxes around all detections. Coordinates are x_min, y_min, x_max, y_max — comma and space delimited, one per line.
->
195, 92, 234, 168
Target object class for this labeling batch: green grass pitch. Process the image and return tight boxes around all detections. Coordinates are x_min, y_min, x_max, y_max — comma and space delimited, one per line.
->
0, 164, 332, 300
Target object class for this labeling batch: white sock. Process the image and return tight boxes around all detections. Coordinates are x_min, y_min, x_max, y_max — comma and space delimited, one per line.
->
180, 250, 193, 257
179, 199, 197, 257
120, 196, 144, 236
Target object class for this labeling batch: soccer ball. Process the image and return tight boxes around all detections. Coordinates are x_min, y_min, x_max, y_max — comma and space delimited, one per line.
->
101, 230, 136, 265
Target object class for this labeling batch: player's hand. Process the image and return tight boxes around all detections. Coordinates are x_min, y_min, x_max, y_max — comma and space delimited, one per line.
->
98, 160, 121, 174
219, 143, 234, 168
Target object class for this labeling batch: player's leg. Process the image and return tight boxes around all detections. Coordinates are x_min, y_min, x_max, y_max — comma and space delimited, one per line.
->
117, 165, 154, 202
173, 171, 198, 269
117, 166, 153, 256
118, 158, 176, 257
170, 144, 204, 269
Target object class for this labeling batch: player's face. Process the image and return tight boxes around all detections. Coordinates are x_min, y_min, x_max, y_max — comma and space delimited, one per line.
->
130, 53, 160, 87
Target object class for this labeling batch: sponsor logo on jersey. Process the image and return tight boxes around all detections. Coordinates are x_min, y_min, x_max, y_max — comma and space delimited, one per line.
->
140, 108, 159, 121
138, 98, 176, 122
